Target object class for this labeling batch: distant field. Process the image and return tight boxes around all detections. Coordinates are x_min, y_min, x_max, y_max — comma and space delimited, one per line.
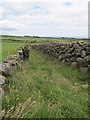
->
0, 35, 88, 43
0, 41, 23, 62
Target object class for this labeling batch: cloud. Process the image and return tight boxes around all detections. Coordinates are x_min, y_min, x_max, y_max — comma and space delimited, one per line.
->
0, 0, 89, 38
1, 28, 18, 31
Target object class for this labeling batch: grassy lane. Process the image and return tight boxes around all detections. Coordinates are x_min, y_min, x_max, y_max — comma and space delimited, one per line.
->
3, 48, 88, 118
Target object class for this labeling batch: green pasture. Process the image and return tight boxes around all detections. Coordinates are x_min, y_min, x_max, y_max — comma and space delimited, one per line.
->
0, 35, 88, 43
0, 41, 23, 62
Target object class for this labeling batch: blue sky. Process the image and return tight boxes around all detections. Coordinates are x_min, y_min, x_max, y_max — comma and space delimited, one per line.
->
64, 1, 72, 7
33, 5, 41, 10
0, 0, 88, 38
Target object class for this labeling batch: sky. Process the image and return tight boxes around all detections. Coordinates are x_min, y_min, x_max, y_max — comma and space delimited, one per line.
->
0, 0, 89, 38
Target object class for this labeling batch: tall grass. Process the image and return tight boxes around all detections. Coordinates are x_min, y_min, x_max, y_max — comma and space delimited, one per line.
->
2, 48, 88, 118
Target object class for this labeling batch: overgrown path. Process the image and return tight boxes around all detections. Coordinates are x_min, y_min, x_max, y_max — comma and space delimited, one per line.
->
3, 48, 88, 118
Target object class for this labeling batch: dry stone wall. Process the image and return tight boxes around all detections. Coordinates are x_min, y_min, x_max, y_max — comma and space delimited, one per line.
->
0, 44, 30, 118
32, 42, 90, 71
0, 44, 30, 77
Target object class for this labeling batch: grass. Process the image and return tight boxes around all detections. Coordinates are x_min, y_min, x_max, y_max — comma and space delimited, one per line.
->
2, 48, 88, 118
0, 41, 23, 62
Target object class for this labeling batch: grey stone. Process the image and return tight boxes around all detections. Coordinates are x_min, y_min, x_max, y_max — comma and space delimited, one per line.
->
3, 57, 9, 63
9, 60, 16, 66
71, 62, 78, 68
78, 41, 84, 46
75, 52, 81, 57
68, 48, 74, 53
70, 57, 76, 62
74, 44, 79, 49
86, 47, 90, 55
84, 56, 88, 62
77, 58, 83, 66
59, 55, 64, 60
81, 50, 86, 58
66, 58, 70, 62
14, 53, 20, 61
0, 75, 5, 85
9, 55, 14, 60
62, 59, 66, 63
88, 65, 90, 72
83, 58, 88, 67
1, 63, 11, 76
18, 49, 23, 55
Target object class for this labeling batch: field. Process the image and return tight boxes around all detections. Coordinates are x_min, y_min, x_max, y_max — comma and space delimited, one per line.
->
1, 35, 88, 43
1, 36, 89, 118
0, 41, 23, 62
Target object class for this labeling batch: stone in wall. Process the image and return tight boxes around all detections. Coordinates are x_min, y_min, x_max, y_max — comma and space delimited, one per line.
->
0, 62, 11, 77
23, 44, 30, 60
0, 75, 5, 85
32, 41, 89, 71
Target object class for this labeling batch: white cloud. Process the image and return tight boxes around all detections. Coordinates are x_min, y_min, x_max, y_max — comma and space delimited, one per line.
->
0, 0, 89, 38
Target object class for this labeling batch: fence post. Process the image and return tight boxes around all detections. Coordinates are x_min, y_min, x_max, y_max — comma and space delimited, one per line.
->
8, 49, 10, 61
